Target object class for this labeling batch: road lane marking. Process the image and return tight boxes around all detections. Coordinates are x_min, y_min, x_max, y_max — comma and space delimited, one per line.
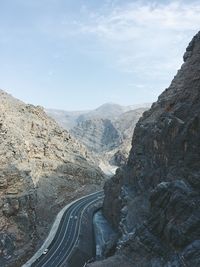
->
48, 195, 104, 267
23, 191, 103, 267
36, 198, 90, 267
48, 198, 95, 267
39, 193, 103, 267
58, 196, 104, 267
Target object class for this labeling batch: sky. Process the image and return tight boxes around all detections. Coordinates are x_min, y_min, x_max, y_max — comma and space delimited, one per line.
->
0, 0, 200, 110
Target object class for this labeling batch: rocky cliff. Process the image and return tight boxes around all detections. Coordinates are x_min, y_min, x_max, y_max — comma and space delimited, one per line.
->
71, 108, 148, 174
110, 108, 148, 167
71, 118, 122, 153
88, 32, 200, 266
0, 90, 105, 266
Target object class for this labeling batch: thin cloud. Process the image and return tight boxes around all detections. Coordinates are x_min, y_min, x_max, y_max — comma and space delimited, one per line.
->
1, 0, 199, 107
78, 1, 200, 38
73, 0, 200, 78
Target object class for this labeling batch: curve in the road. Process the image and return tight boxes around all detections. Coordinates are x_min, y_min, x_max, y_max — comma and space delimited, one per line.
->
36, 196, 98, 267
23, 191, 104, 267
56, 197, 102, 267
33, 198, 89, 267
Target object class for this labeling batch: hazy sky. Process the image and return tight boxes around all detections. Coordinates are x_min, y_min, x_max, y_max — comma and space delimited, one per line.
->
0, 0, 199, 110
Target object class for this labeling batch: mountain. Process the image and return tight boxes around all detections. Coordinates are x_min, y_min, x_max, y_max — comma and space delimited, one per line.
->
0, 89, 105, 267
71, 118, 122, 153
46, 103, 150, 130
87, 32, 200, 266
71, 107, 149, 174
47, 104, 150, 174
76, 103, 149, 122
46, 109, 89, 129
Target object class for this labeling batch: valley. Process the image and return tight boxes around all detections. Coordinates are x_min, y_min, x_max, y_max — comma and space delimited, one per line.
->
0, 9, 200, 267
47, 103, 150, 175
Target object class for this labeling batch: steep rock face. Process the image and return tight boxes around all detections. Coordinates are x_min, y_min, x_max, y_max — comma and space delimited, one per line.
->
71, 118, 122, 153
0, 90, 105, 266
114, 108, 147, 139
110, 108, 148, 166
71, 108, 148, 174
47, 104, 150, 173
89, 32, 200, 266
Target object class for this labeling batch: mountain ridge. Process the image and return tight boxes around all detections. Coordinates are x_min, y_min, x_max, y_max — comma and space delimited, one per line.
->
46, 102, 151, 130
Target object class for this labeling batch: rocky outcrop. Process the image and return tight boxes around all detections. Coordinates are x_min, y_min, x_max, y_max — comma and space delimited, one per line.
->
0, 89, 105, 266
0, 167, 37, 267
109, 150, 127, 167
110, 108, 148, 166
88, 32, 200, 266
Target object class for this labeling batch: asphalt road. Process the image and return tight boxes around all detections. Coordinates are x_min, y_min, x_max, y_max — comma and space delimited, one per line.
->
31, 191, 104, 267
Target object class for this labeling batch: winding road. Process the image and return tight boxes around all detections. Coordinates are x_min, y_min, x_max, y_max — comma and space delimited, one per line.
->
23, 191, 104, 267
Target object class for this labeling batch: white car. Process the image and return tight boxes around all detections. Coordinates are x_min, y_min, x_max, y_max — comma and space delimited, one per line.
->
43, 248, 48, 255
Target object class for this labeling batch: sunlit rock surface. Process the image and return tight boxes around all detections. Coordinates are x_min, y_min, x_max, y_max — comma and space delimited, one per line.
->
0, 89, 105, 266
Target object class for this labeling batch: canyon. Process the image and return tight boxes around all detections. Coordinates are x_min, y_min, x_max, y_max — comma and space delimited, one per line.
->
47, 103, 150, 174
0, 92, 149, 266
0, 27, 200, 267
